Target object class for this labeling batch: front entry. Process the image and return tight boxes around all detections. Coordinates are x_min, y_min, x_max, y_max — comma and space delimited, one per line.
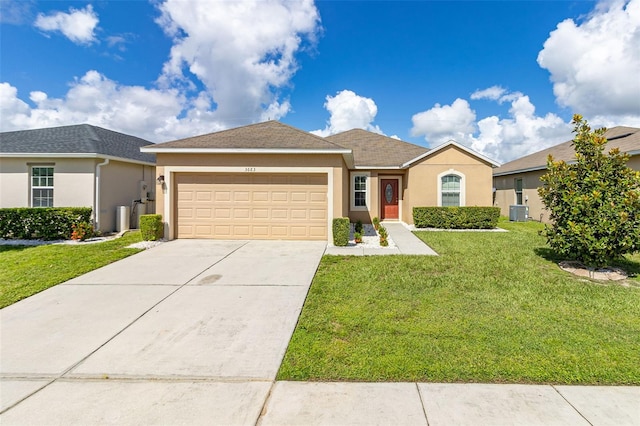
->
381, 179, 399, 220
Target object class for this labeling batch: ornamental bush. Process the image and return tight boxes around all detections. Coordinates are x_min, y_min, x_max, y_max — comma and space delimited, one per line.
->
332, 217, 350, 246
538, 115, 640, 267
139, 214, 164, 241
0, 207, 92, 240
412, 207, 500, 229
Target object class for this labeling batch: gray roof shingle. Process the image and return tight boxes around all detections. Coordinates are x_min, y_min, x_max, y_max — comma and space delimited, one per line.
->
143, 121, 348, 151
494, 126, 640, 176
326, 129, 429, 167
0, 124, 155, 164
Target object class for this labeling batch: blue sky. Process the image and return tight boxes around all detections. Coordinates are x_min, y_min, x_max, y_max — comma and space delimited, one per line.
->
1, 0, 639, 162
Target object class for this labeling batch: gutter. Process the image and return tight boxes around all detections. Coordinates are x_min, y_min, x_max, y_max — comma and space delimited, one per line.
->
94, 158, 110, 231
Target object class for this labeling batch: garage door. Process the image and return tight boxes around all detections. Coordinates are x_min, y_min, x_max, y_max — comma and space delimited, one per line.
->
175, 173, 328, 240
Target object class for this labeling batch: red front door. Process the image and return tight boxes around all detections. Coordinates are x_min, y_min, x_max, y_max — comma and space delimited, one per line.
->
381, 179, 398, 220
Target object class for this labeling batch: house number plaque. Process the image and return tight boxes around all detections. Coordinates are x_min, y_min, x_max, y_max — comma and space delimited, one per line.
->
245, 167, 256, 172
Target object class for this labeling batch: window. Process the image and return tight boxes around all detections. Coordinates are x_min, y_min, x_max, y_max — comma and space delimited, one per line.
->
441, 174, 461, 207
350, 172, 370, 210
515, 178, 523, 205
32, 166, 54, 207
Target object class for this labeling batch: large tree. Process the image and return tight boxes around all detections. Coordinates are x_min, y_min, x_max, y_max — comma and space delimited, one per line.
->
538, 115, 640, 267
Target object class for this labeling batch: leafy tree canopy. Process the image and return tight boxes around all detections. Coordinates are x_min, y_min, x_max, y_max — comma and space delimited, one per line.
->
538, 115, 640, 267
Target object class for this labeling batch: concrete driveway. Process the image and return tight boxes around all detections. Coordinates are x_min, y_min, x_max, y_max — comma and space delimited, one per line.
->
1, 239, 326, 425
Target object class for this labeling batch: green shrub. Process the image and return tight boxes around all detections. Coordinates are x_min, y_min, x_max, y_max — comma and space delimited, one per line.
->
413, 207, 500, 229
354, 232, 362, 243
355, 220, 363, 234
139, 214, 164, 241
372, 216, 380, 230
0, 207, 92, 240
378, 225, 388, 238
539, 115, 640, 267
71, 221, 96, 241
332, 217, 350, 246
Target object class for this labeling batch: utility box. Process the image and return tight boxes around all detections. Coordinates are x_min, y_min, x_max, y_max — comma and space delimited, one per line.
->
509, 205, 529, 222
116, 206, 130, 232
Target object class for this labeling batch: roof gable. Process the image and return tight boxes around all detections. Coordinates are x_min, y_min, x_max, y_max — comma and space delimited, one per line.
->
494, 126, 640, 176
143, 120, 348, 152
404, 140, 501, 168
326, 129, 428, 167
0, 124, 155, 164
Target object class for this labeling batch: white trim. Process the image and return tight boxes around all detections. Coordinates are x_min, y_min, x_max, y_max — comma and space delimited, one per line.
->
402, 140, 501, 168
437, 169, 466, 207
94, 158, 110, 230
350, 171, 370, 211
141, 147, 351, 155
379, 175, 403, 221
163, 166, 334, 242
0, 152, 155, 166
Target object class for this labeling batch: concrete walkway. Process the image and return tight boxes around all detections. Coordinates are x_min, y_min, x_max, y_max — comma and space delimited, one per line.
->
324, 221, 438, 256
2, 239, 638, 425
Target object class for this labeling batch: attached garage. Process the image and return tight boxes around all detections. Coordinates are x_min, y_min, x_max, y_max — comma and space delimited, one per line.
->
175, 172, 328, 240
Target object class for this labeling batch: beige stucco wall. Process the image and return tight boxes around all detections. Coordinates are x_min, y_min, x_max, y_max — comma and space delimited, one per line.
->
0, 157, 95, 209
494, 154, 639, 223
99, 161, 156, 232
154, 153, 346, 239
403, 146, 494, 224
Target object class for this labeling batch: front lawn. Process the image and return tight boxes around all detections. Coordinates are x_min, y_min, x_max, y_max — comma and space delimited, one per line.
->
278, 221, 640, 384
0, 232, 144, 308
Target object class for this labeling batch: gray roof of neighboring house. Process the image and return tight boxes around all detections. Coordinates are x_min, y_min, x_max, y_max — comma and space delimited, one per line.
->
143, 121, 349, 152
326, 129, 429, 167
0, 124, 155, 164
494, 126, 640, 176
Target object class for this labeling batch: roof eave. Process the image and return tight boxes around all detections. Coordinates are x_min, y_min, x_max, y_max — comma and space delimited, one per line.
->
140, 147, 351, 155
0, 152, 155, 166
401, 140, 501, 168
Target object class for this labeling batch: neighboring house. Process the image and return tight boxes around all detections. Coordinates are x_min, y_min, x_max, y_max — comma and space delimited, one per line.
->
142, 121, 499, 241
493, 126, 640, 222
0, 124, 156, 232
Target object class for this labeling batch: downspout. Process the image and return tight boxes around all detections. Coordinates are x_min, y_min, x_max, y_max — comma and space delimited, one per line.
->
95, 158, 110, 231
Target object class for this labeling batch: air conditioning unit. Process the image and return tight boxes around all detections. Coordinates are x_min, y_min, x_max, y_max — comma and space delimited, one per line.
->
509, 205, 529, 222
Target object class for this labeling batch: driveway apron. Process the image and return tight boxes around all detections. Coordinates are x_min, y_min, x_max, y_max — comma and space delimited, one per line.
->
1, 240, 326, 425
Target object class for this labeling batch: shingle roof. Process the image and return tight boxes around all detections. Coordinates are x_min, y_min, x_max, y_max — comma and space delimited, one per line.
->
143, 120, 348, 151
326, 129, 429, 167
0, 124, 155, 164
494, 126, 640, 176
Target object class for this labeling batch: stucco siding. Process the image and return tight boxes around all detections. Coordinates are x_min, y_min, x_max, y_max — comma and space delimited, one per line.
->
154, 153, 345, 240
0, 157, 94, 209
404, 146, 494, 224
494, 154, 639, 223
99, 161, 155, 232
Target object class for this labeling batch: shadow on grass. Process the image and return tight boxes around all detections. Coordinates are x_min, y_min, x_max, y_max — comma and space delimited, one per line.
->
534, 247, 640, 278
0, 245, 33, 254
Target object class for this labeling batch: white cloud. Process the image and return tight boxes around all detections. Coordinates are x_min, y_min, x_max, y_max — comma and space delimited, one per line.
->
34, 5, 99, 45
155, 0, 321, 128
0, 71, 233, 142
311, 90, 382, 136
537, 0, 640, 122
470, 86, 507, 101
410, 98, 476, 141
410, 91, 572, 163
1, 0, 35, 25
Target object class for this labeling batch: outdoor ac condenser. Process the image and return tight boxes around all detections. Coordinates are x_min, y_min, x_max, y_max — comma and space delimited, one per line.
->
509, 205, 529, 222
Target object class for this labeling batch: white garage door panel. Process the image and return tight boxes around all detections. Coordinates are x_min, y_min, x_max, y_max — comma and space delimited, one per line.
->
176, 173, 328, 240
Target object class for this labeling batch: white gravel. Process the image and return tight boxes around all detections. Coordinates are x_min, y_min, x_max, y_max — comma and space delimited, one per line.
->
349, 224, 396, 249
127, 240, 166, 250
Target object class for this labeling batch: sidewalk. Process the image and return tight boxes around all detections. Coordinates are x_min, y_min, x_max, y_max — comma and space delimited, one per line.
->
325, 222, 438, 256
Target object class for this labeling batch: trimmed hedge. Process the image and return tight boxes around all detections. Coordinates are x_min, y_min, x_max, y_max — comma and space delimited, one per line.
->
140, 214, 164, 241
413, 207, 500, 229
332, 217, 350, 246
0, 207, 93, 240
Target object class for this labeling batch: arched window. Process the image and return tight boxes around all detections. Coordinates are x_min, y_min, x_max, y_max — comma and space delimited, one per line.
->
441, 174, 461, 207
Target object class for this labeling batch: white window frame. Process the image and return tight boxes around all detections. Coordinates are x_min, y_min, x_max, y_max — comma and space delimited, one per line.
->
350, 171, 370, 211
31, 166, 54, 207
437, 169, 465, 207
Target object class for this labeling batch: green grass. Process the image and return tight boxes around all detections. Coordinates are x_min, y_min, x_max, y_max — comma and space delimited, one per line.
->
0, 232, 144, 308
278, 221, 640, 384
